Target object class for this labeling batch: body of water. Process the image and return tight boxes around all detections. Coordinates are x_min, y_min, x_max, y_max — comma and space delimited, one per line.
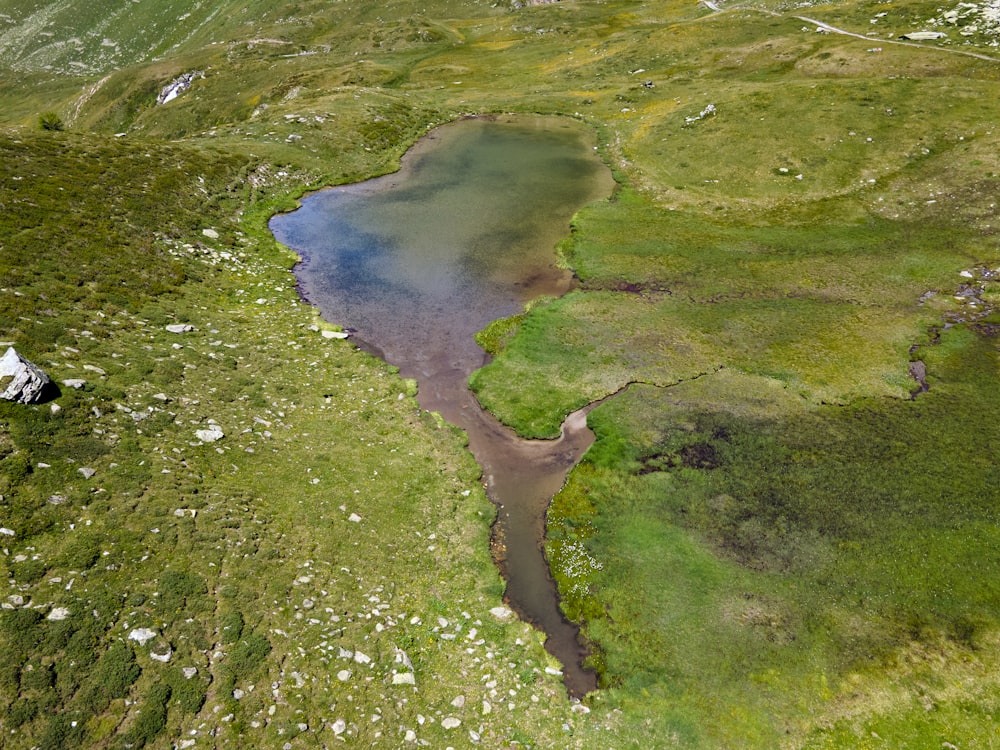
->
270, 115, 615, 695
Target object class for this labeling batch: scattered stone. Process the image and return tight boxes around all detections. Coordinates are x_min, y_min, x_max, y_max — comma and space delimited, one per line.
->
152, 392, 170, 401
353, 651, 371, 665
166, 324, 195, 333
48, 607, 71, 621
332, 719, 346, 735
0, 347, 51, 404
202, 228, 220, 239
78, 467, 96, 479
196, 425, 225, 443
392, 672, 415, 685
685, 103, 716, 124
489, 606, 514, 621
63, 378, 86, 389
337, 669, 351, 681
128, 627, 157, 645
8, 595, 24, 606
544, 666, 563, 676
571, 703, 591, 714
182, 667, 198, 679
233, 688, 245, 700
395, 648, 413, 670
48, 495, 66, 505
82, 364, 105, 376
451, 695, 466, 708
0, 527, 15, 537
50, 403, 61, 414
348, 513, 362, 523
321, 329, 349, 340
150, 648, 172, 663
442, 717, 461, 729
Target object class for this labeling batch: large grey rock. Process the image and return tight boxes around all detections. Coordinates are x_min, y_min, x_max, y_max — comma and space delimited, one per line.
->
195, 424, 224, 443
902, 30, 947, 39
0, 347, 51, 403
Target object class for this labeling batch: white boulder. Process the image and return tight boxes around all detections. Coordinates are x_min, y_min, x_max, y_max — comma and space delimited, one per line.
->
195, 425, 224, 443
128, 627, 158, 645
1, 347, 50, 403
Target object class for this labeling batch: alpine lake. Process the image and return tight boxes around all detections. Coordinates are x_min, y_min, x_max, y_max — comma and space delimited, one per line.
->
270, 115, 616, 695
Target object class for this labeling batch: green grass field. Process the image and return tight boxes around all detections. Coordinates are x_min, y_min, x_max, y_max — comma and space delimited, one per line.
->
1, 0, 999, 747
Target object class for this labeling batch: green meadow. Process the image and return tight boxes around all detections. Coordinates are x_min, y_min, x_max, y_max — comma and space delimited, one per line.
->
1, 0, 999, 747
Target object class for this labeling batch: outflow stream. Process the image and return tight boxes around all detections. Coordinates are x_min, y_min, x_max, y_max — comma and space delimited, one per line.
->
270, 115, 615, 696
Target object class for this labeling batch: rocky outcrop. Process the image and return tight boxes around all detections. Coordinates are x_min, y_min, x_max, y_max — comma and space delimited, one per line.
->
0, 347, 51, 404
157, 71, 203, 104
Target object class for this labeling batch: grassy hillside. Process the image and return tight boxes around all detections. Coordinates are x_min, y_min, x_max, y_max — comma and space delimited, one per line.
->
0, 129, 596, 749
1, 0, 999, 747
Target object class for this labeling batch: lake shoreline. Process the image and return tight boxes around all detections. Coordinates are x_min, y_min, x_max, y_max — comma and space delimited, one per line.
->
270, 114, 615, 696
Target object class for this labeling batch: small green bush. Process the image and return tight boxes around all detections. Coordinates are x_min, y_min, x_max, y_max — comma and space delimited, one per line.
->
2, 608, 44, 654
170, 673, 207, 713
6, 698, 38, 727
38, 112, 64, 131
39, 714, 84, 750
121, 682, 171, 748
226, 631, 271, 681
60, 533, 102, 570
219, 610, 245, 645
20, 661, 55, 691
0, 451, 32, 487
157, 570, 207, 612
0, 657, 22, 691
75, 641, 140, 715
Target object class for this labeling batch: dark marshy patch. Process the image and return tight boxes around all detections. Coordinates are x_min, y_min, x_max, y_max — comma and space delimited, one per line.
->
637, 441, 721, 474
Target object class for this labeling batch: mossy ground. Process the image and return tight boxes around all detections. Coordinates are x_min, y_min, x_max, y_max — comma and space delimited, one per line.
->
1, 0, 999, 747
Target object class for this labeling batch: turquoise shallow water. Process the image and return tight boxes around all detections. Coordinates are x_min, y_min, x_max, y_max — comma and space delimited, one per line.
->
270, 115, 614, 695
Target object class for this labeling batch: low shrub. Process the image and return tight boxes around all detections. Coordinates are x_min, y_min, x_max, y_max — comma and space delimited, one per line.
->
75, 641, 141, 715
220, 610, 245, 645
120, 682, 171, 748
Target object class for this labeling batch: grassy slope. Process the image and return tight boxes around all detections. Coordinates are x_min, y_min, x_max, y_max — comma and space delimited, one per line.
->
0, 130, 599, 749
1, 0, 999, 747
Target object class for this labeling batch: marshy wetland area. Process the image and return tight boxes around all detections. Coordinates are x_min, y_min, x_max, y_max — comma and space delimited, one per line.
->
1, 0, 1000, 748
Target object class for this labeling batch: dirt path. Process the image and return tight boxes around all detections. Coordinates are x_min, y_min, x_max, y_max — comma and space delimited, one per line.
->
795, 15, 1000, 62
697, 1, 1000, 63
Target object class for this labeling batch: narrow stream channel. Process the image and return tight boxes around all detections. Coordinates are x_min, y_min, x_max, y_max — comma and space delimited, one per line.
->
269, 115, 615, 696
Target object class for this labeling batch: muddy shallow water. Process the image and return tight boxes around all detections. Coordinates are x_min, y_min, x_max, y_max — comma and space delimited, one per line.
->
270, 115, 614, 695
